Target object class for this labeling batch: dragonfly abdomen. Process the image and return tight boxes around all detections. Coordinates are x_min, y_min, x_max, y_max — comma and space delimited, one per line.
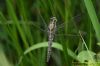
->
47, 39, 53, 62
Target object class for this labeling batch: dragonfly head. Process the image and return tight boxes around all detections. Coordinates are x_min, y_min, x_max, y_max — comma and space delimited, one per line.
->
50, 17, 57, 23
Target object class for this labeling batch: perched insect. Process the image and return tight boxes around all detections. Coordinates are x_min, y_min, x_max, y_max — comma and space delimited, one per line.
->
31, 14, 84, 62
47, 17, 57, 62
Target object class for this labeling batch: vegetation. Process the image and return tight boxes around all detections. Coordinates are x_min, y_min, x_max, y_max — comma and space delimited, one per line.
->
0, 0, 100, 66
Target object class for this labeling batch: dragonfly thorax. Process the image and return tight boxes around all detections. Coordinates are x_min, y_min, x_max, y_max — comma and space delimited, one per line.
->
48, 17, 57, 32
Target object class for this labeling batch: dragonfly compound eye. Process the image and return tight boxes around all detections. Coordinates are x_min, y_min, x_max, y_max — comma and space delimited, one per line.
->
50, 17, 57, 22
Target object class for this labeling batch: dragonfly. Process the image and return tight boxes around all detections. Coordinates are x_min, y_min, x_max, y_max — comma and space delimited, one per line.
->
43, 16, 82, 62
32, 14, 84, 62
47, 17, 57, 62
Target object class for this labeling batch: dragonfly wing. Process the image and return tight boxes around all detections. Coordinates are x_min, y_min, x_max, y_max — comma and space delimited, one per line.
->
56, 14, 83, 31
55, 34, 80, 37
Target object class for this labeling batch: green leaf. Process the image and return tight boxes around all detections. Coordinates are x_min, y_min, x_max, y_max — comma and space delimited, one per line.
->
24, 42, 62, 54
77, 50, 96, 63
18, 42, 78, 65
97, 43, 100, 46
0, 45, 13, 66
84, 0, 100, 42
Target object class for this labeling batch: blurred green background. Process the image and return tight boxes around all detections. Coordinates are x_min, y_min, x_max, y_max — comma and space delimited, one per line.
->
0, 0, 100, 66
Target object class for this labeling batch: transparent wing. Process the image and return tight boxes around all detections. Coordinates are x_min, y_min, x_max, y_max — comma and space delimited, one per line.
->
31, 12, 49, 35
38, 11, 48, 30
56, 13, 83, 31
